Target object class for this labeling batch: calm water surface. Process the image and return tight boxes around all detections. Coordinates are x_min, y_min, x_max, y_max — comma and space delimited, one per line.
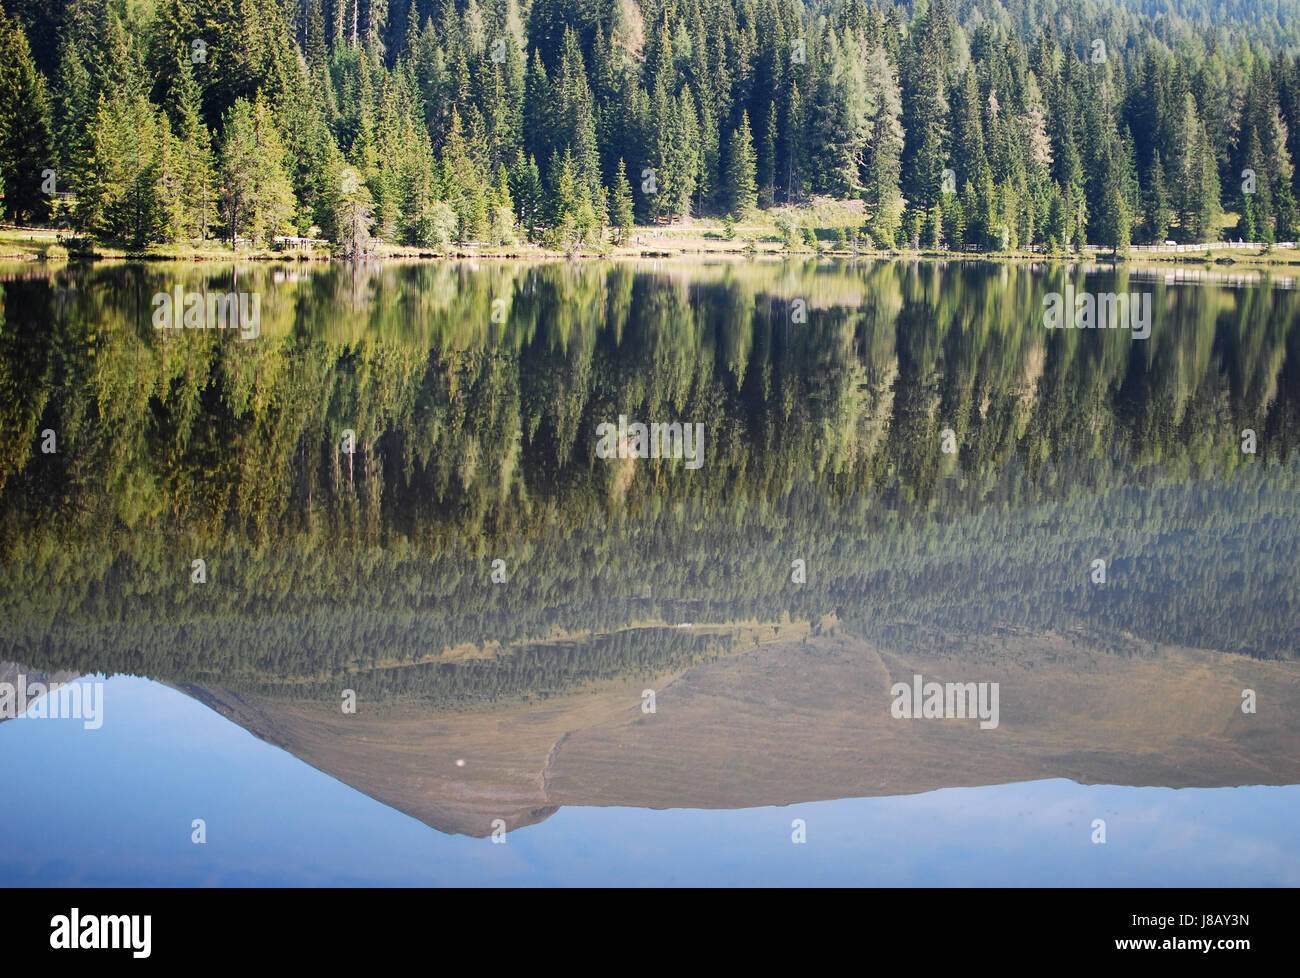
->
1, 258, 1296, 885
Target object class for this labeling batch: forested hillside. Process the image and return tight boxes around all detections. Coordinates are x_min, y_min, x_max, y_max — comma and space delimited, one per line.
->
1, 0, 1300, 251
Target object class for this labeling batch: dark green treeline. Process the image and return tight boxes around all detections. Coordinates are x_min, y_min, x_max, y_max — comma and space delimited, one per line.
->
4, 0, 1300, 250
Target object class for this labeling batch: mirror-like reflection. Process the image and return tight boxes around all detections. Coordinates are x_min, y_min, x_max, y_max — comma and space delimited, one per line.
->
1, 258, 1296, 880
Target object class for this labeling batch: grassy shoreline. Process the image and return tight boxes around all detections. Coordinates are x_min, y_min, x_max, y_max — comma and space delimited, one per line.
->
5, 223, 1300, 270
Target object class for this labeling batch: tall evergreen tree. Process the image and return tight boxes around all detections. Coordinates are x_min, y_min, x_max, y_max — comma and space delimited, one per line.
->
78, 90, 169, 244
725, 110, 757, 217
757, 100, 777, 208
219, 96, 297, 246
0, 7, 54, 223
900, 0, 950, 225
610, 157, 634, 242
864, 46, 904, 245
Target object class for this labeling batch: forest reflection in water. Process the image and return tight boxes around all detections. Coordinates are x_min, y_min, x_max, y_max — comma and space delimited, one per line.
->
0, 257, 1296, 834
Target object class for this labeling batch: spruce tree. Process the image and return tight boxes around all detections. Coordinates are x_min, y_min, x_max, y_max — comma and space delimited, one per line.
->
78, 91, 168, 244
0, 7, 54, 223
900, 0, 949, 227
864, 47, 904, 246
610, 157, 634, 243
1192, 122, 1223, 241
1146, 153, 1170, 244
172, 59, 216, 241
219, 96, 297, 246
758, 100, 777, 208
725, 111, 758, 218
509, 151, 543, 239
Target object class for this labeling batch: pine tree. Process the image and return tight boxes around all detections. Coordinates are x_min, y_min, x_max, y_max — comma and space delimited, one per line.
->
552, 28, 602, 204
1046, 186, 1068, 250
810, 29, 871, 197
488, 165, 517, 245
219, 96, 297, 246
51, 33, 93, 185
757, 100, 777, 208
1145, 153, 1170, 244
1276, 183, 1300, 240
610, 157, 634, 243
509, 151, 543, 239
523, 50, 552, 174
783, 80, 804, 203
439, 106, 490, 242
900, 0, 949, 226
948, 67, 985, 194
307, 0, 328, 67
545, 147, 584, 249
725, 110, 758, 217
78, 91, 168, 244
1099, 151, 1131, 254
172, 58, 215, 241
0, 8, 54, 223
1239, 187, 1257, 241
1239, 121, 1272, 242
335, 158, 374, 257
658, 85, 700, 223
864, 47, 904, 246
1191, 122, 1223, 241
148, 0, 197, 127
